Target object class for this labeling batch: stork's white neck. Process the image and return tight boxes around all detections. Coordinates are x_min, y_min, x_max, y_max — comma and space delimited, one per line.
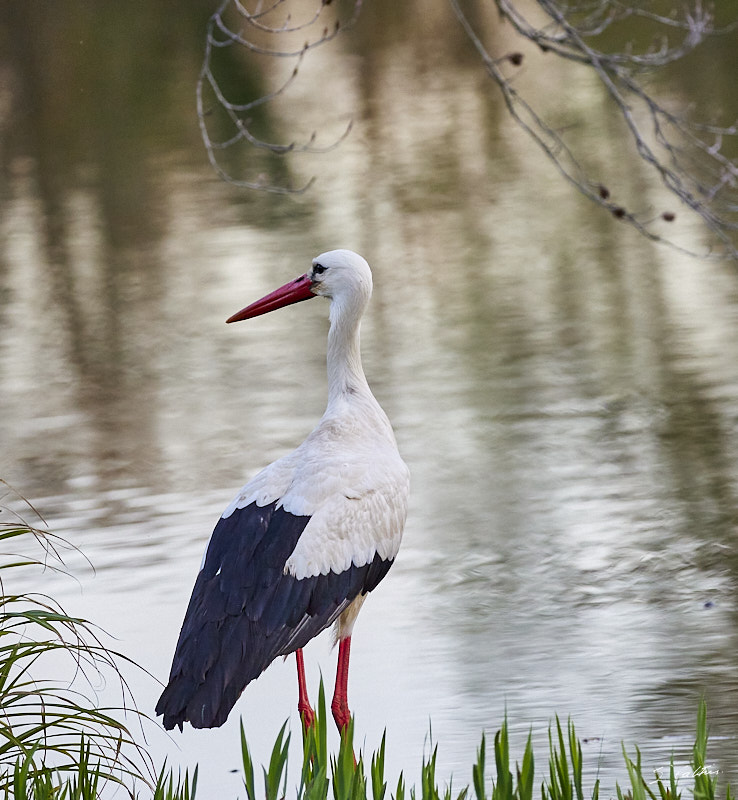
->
326, 299, 371, 406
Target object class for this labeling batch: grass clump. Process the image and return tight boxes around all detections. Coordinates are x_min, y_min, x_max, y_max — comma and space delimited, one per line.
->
0, 488, 155, 798
236, 693, 730, 800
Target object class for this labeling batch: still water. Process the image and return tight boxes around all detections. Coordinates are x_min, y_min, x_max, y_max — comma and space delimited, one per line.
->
1, 3, 738, 797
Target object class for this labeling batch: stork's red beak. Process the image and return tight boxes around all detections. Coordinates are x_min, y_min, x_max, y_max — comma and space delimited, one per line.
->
226, 273, 316, 323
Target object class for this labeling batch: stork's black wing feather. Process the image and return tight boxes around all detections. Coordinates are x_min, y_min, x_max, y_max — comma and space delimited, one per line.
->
155, 500, 393, 730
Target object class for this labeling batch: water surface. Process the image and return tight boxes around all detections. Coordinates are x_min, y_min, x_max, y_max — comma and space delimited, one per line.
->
1, 4, 737, 796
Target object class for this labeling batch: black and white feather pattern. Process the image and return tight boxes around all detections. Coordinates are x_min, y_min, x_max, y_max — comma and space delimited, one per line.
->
155, 500, 393, 730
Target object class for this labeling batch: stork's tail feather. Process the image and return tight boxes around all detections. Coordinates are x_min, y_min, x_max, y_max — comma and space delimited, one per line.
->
155, 667, 257, 730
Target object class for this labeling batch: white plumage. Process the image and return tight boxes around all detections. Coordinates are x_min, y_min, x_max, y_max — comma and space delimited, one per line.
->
157, 249, 410, 732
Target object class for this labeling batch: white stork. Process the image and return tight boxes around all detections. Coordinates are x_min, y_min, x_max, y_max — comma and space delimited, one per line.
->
156, 249, 410, 733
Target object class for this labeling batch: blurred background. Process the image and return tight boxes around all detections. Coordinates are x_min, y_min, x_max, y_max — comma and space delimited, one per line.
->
1, 2, 737, 797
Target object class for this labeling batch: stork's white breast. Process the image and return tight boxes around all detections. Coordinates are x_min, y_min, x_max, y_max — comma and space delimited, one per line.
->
222, 420, 410, 580
284, 421, 410, 577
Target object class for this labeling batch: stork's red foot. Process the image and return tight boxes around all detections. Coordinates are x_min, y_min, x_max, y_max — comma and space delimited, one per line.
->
300, 703, 316, 730
331, 695, 351, 732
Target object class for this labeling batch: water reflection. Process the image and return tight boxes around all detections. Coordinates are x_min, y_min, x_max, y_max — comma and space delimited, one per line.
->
1, 2, 738, 797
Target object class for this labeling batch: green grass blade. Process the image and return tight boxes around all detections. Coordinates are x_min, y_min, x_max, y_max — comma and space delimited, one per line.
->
472, 733, 486, 800
263, 720, 290, 800
567, 721, 583, 800
517, 731, 534, 800
371, 731, 387, 800
492, 719, 512, 800
393, 773, 406, 800
692, 700, 716, 800
241, 719, 256, 800
332, 717, 362, 800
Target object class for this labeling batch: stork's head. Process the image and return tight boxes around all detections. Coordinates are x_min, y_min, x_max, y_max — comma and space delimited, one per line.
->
226, 249, 372, 323
309, 249, 372, 311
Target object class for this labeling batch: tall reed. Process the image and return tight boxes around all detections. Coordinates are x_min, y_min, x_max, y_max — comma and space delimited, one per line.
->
0, 488, 152, 797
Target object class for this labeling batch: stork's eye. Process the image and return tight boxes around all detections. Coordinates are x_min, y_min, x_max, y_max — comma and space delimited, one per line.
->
312, 264, 326, 275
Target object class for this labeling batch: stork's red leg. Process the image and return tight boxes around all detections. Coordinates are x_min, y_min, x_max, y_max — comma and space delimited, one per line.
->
331, 636, 352, 732
296, 649, 315, 729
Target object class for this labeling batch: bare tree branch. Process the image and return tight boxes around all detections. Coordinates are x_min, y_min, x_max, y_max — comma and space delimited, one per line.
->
472, 0, 738, 257
197, 0, 360, 193
198, 0, 738, 258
